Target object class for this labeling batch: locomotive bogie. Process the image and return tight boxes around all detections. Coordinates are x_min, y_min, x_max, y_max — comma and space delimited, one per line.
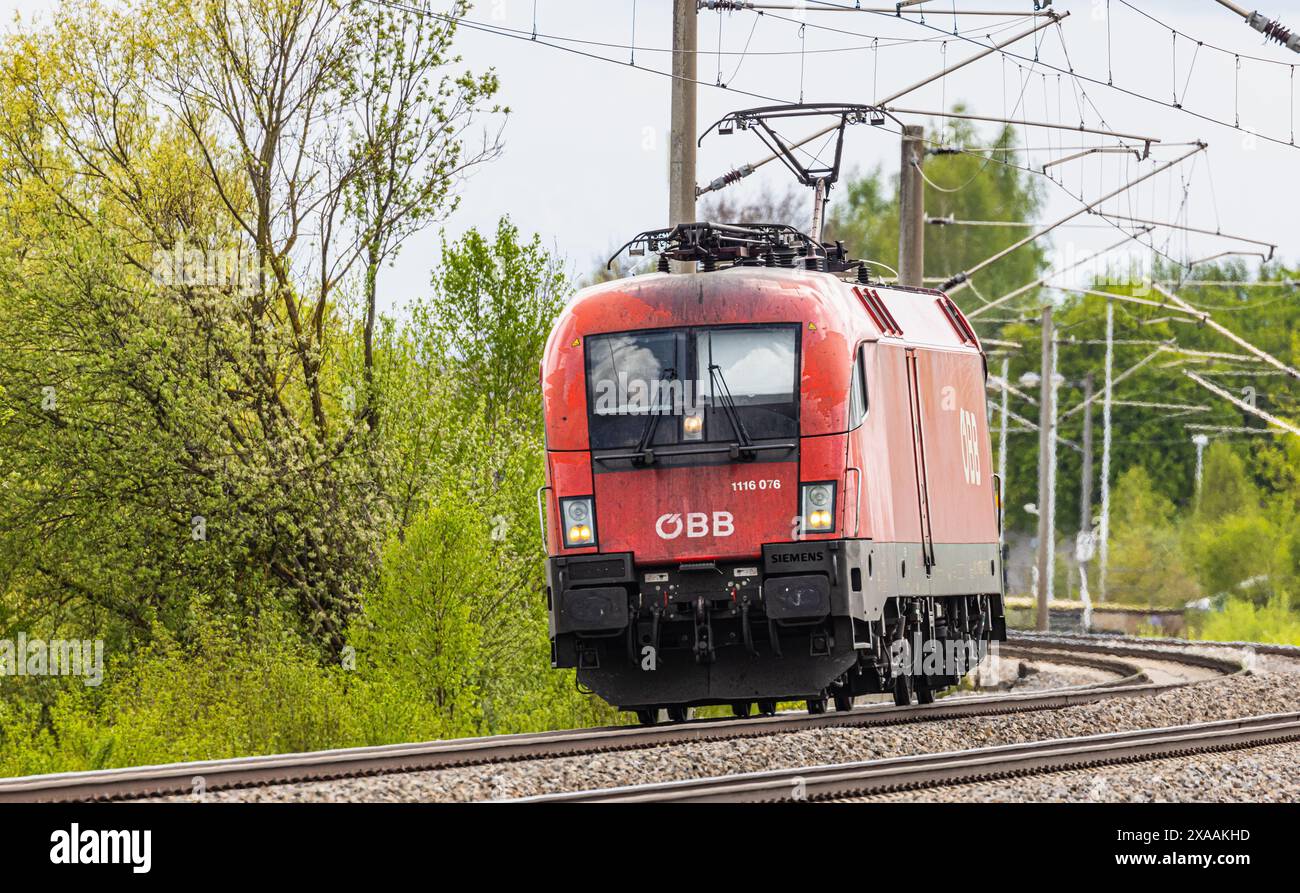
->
546, 539, 1005, 710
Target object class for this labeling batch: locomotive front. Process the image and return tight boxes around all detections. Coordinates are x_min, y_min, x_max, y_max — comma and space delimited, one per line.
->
539, 266, 868, 720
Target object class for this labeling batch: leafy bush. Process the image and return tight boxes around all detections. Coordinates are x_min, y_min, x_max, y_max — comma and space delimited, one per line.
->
0, 213, 618, 777
1, 618, 367, 777
1102, 467, 1202, 608
1192, 595, 1300, 645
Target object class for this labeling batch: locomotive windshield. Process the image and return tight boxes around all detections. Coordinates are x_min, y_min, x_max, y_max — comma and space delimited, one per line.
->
586, 324, 798, 454
696, 328, 796, 407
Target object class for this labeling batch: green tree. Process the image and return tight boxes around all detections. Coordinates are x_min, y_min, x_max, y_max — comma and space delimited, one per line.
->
0, 0, 499, 653
1105, 466, 1201, 607
422, 218, 568, 440
344, 0, 504, 428
1198, 442, 1259, 520
350, 498, 488, 738
1189, 513, 1291, 603
826, 114, 1047, 303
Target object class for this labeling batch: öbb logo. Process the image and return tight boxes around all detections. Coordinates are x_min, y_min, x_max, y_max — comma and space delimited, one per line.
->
959, 408, 981, 485
655, 512, 735, 540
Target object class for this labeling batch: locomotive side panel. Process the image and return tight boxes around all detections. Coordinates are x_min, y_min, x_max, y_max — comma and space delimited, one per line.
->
913, 348, 999, 544
912, 346, 1003, 597
858, 341, 923, 546
841, 341, 936, 622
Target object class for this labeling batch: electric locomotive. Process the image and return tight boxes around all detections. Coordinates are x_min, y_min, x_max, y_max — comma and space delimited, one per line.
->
539, 222, 1006, 723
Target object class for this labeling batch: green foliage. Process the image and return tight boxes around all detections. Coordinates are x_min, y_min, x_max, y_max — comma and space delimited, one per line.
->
423, 218, 568, 439
1104, 467, 1202, 608
0, 0, 607, 771
1099, 453, 1299, 612
351, 500, 490, 738
1198, 442, 1259, 521
1192, 595, 1300, 645
2, 618, 363, 778
1112, 465, 1176, 531
0, 611, 489, 778
827, 116, 1047, 301
0, 215, 618, 778
1188, 512, 1297, 603
993, 266, 1300, 539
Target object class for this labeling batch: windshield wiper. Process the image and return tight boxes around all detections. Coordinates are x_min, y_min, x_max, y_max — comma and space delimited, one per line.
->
632, 367, 676, 466
708, 363, 756, 460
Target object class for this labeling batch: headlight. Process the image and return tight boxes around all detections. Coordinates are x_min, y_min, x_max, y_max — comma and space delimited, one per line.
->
560, 496, 597, 547
682, 409, 704, 441
800, 482, 836, 534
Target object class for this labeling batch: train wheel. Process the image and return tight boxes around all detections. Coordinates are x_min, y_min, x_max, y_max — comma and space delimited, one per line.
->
666, 705, 693, 723
915, 676, 936, 705
833, 691, 854, 712
634, 708, 661, 725
892, 675, 913, 707
757, 699, 778, 716
805, 697, 827, 715
731, 702, 752, 718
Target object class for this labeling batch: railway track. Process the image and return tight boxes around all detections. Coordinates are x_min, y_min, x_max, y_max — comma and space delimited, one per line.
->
0, 637, 1246, 803
517, 711, 1300, 803
1013, 630, 1300, 660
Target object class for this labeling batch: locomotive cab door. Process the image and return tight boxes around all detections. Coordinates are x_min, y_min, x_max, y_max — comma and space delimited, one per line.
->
904, 348, 936, 573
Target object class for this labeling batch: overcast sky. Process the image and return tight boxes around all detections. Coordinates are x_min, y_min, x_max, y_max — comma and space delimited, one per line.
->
433, 0, 1300, 307
4, 0, 1298, 313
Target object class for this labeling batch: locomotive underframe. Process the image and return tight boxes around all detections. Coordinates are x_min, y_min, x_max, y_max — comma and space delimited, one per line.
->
547, 540, 1007, 712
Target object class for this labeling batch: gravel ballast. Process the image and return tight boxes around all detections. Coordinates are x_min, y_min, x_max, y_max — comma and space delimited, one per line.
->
174, 652, 1300, 803
868, 739, 1300, 803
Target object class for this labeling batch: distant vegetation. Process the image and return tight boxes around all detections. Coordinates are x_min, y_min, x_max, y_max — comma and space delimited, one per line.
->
0, 0, 613, 777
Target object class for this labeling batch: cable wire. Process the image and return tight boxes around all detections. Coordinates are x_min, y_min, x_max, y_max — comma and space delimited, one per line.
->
797, 0, 1300, 150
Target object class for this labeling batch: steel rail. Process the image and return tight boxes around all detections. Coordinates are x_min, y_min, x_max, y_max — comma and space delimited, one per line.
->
0, 638, 1241, 803
1013, 630, 1300, 659
518, 712, 1300, 803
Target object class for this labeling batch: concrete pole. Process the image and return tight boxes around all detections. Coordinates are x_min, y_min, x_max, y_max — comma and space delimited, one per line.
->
898, 125, 925, 287
998, 355, 1009, 533
1080, 372, 1094, 532
1047, 337, 1059, 608
1099, 300, 1115, 600
668, 0, 697, 272
1193, 434, 1210, 500
1035, 306, 1054, 631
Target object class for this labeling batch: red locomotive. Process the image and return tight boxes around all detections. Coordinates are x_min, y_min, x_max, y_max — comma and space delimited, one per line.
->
539, 223, 1005, 723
